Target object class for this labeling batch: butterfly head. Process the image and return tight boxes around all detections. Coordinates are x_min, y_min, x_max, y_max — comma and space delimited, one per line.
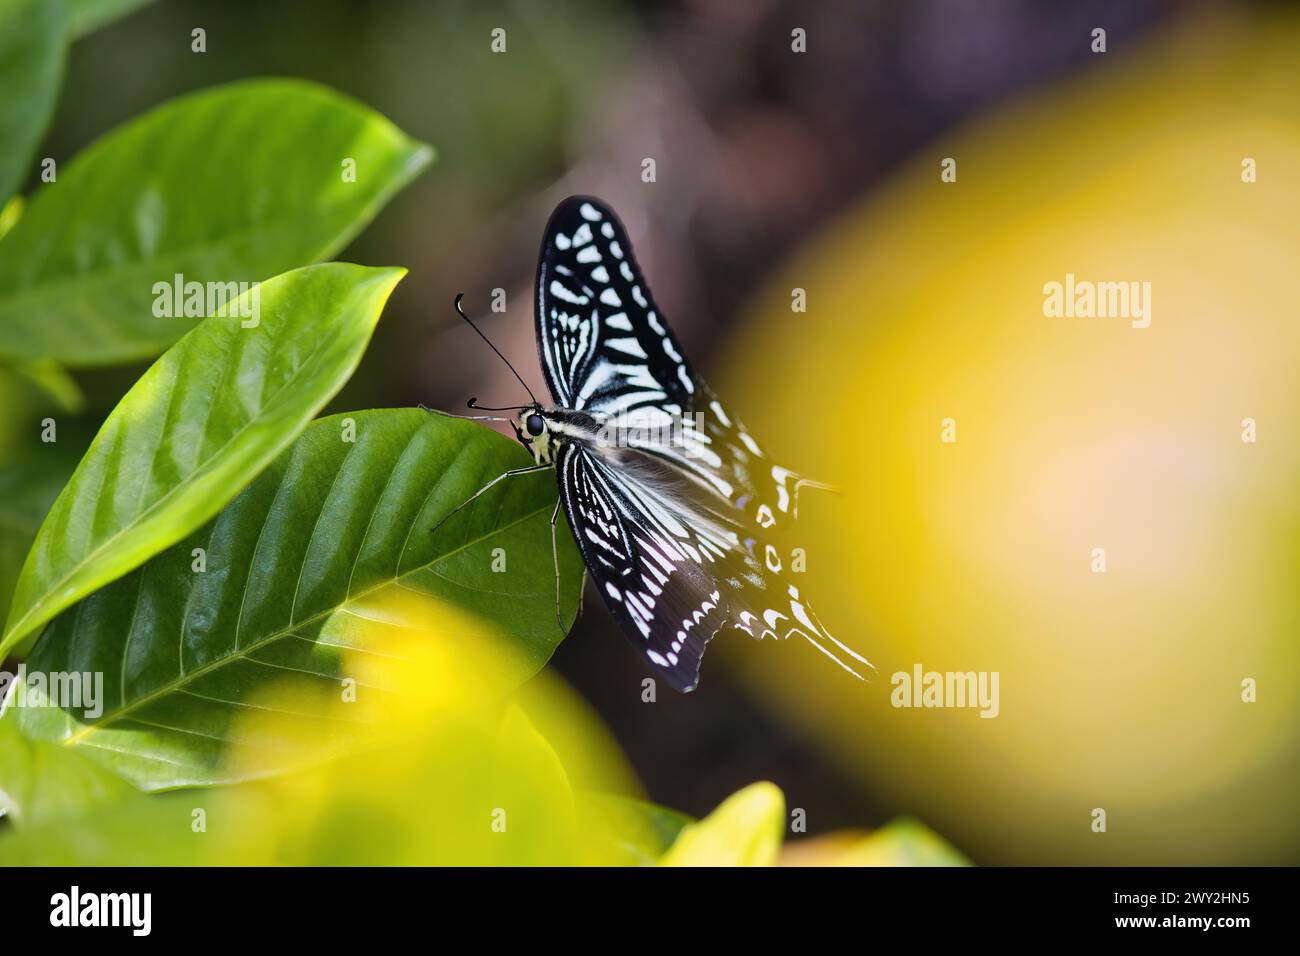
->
511, 404, 556, 466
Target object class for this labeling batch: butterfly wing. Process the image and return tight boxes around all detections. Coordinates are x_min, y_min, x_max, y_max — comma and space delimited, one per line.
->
536, 196, 821, 536
556, 441, 869, 691
535, 196, 695, 418
554, 442, 731, 691
538, 196, 867, 688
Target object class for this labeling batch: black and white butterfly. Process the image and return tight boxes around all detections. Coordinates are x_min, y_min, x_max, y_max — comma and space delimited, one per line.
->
442, 196, 870, 692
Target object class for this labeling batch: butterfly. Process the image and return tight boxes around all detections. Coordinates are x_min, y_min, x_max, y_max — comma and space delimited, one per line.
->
441, 196, 871, 692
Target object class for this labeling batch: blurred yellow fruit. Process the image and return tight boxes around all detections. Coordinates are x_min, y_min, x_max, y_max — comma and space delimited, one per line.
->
720, 8, 1300, 864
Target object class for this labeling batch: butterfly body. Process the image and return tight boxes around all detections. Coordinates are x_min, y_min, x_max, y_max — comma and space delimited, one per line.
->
475, 196, 872, 692
510, 406, 598, 466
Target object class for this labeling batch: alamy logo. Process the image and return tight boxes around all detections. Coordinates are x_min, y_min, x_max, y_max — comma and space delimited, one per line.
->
891, 663, 1000, 718
50, 886, 151, 936
152, 273, 260, 328
0, 665, 104, 719
1042, 272, 1151, 328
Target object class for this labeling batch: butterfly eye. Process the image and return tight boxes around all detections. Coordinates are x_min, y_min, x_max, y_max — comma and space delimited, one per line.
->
526, 414, 545, 437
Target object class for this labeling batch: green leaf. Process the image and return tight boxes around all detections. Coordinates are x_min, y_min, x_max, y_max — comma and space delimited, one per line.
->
0, 79, 432, 366
17, 409, 585, 789
579, 792, 691, 866
0, 787, 273, 864
659, 781, 786, 867
0, 440, 83, 628
0, 195, 22, 240
0, 700, 137, 827
0, 0, 66, 207
68, 0, 155, 39
4, 358, 85, 414
1, 263, 404, 660
831, 817, 972, 867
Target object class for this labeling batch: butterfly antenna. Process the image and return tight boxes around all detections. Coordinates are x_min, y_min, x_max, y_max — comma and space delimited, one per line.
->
467, 398, 532, 412
454, 293, 539, 407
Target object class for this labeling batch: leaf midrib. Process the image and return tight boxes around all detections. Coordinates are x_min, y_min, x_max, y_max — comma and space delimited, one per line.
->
61, 502, 556, 745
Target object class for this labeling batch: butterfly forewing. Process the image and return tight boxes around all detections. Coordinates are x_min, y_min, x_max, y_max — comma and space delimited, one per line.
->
536, 197, 696, 419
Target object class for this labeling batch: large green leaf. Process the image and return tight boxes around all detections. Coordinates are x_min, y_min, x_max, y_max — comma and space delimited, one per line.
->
0, 79, 432, 365
0, 0, 66, 207
1, 263, 405, 660
17, 409, 585, 789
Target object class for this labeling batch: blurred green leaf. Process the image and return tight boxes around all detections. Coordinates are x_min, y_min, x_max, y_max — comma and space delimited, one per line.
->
0, 703, 137, 827
4, 358, 85, 414
68, 0, 155, 39
0, 0, 66, 206
0, 196, 22, 240
780, 818, 972, 867
1, 263, 404, 660
580, 793, 691, 866
833, 817, 972, 866
0, 676, 602, 865
659, 781, 785, 867
0, 79, 432, 366
0, 439, 83, 628
0, 785, 277, 864
17, 409, 585, 789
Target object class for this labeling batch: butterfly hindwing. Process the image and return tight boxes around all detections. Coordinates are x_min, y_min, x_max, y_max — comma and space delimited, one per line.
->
555, 443, 731, 691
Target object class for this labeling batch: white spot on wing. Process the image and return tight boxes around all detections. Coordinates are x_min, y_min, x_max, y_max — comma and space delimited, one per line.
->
605, 337, 648, 359
549, 280, 586, 305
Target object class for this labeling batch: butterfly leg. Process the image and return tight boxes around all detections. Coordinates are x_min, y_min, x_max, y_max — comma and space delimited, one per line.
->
551, 497, 565, 633
428, 463, 553, 537
577, 569, 588, 619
